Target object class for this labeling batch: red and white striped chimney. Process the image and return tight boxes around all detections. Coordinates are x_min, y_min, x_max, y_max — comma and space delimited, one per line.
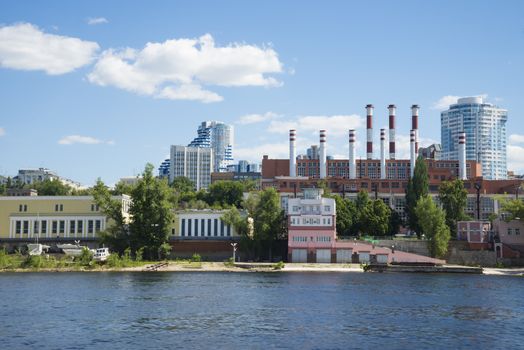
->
410, 129, 416, 178
366, 104, 373, 160
319, 130, 327, 179
380, 129, 386, 179
459, 132, 467, 180
289, 129, 296, 177
349, 129, 356, 179
388, 104, 396, 160
411, 105, 419, 156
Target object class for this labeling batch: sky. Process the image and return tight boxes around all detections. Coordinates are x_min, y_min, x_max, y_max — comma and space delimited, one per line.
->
1, 0, 524, 186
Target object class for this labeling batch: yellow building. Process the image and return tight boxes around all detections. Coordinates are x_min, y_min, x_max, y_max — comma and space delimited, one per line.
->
0, 195, 131, 240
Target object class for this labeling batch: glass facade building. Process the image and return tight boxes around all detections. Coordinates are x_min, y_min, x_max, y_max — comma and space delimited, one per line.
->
188, 121, 234, 172
441, 97, 507, 180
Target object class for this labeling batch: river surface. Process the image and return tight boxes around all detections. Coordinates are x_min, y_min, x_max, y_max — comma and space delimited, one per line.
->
0, 272, 522, 349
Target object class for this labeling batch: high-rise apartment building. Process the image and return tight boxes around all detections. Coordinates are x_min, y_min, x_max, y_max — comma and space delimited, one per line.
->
169, 146, 213, 190
188, 121, 234, 172
441, 97, 507, 180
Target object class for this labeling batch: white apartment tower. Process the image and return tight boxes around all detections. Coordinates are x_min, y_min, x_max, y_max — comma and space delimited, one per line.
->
169, 146, 213, 190
441, 97, 508, 180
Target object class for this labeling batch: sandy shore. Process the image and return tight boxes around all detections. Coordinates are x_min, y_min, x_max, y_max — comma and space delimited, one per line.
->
482, 268, 524, 276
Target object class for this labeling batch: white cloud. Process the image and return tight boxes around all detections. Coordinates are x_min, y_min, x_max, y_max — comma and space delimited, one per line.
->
58, 135, 114, 145
87, 17, 108, 25
432, 94, 488, 110
237, 112, 279, 125
88, 33, 283, 103
0, 127, 4, 136
509, 134, 524, 144
508, 145, 524, 174
0, 23, 99, 75
268, 114, 364, 137
235, 142, 288, 162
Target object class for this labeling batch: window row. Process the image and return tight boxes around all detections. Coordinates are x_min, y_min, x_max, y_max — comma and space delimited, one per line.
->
180, 218, 232, 237
13, 219, 102, 236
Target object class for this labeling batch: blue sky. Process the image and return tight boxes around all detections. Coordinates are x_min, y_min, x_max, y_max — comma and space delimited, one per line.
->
1, 0, 523, 186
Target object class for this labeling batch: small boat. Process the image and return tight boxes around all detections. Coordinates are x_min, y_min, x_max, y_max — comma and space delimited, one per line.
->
92, 248, 110, 262
27, 243, 50, 256
57, 241, 89, 256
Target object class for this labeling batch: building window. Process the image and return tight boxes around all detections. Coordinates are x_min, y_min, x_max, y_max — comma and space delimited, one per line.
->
507, 228, 512, 235
194, 218, 199, 236
52, 221, 58, 234
91, 204, 100, 212
77, 220, 83, 234
516, 228, 520, 235
181, 219, 186, 236
324, 205, 330, 211
208, 219, 212, 236
95, 220, 101, 233
88, 220, 94, 234
201, 219, 206, 236
15, 221, 21, 234
23, 221, 29, 235
70, 221, 76, 234
19, 204, 27, 212
188, 219, 192, 236
41, 221, 47, 234
214, 219, 218, 237
227, 224, 231, 236
34, 221, 39, 234
55, 204, 63, 212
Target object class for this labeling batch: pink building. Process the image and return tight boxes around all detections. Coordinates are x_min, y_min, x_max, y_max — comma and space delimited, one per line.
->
287, 188, 444, 265
492, 219, 524, 258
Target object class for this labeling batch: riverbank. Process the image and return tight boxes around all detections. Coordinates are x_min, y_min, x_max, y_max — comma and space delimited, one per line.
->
2, 261, 524, 276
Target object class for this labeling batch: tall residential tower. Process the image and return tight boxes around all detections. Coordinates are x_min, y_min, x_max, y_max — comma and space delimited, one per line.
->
188, 121, 234, 172
441, 97, 507, 180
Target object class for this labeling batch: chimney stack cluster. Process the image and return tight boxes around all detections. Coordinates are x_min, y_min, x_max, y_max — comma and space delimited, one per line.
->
286, 103, 468, 181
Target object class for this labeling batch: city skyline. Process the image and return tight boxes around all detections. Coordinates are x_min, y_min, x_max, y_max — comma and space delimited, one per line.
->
1, 1, 524, 186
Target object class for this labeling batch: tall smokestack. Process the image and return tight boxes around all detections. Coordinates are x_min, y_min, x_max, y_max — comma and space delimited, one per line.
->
366, 104, 373, 160
410, 129, 416, 178
459, 132, 467, 180
388, 104, 396, 160
349, 129, 356, 179
380, 129, 386, 179
319, 130, 327, 179
289, 129, 296, 177
411, 105, 419, 156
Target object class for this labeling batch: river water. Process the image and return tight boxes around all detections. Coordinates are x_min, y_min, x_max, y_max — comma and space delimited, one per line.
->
0, 272, 522, 349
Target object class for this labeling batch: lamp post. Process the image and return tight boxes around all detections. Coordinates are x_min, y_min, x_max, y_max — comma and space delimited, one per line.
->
231, 242, 238, 263
474, 183, 482, 220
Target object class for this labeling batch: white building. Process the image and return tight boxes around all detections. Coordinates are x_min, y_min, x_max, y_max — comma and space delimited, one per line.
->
188, 121, 234, 172
174, 210, 239, 238
14, 168, 85, 190
169, 145, 213, 190
441, 97, 508, 179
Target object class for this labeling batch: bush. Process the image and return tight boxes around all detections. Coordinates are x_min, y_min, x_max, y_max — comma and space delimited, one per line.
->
135, 247, 144, 262
0, 249, 11, 269
273, 261, 285, 270
107, 253, 122, 268
223, 257, 234, 267
159, 243, 172, 260
76, 247, 93, 266
191, 253, 201, 262
24, 255, 44, 269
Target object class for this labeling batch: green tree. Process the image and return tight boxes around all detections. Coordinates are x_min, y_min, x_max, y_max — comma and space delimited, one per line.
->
206, 181, 244, 208
171, 176, 195, 193
406, 156, 429, 236
500, 198, 524, 222
28, 179, 72, 195
92, 179, 129, 254
360, 199, 391, 236
129, 164, 174, 260
328, 195, 353, 236
389, 210, 403, 236
112, 181, 136, 195
438, 179, 469, 237
221, 207, 248, 237
252, 188, 286, 261
352, 190, 370, 235
415, 196, 450, 258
